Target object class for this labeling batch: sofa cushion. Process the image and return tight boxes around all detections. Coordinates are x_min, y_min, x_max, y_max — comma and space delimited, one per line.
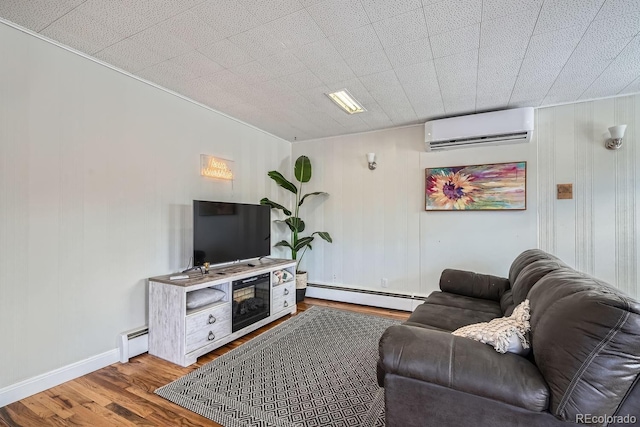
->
379, 325, 550, 412
511, 259, 565, 305
528, 269, 640, 422
424, 291, 503, 316
508, 249, 562, 286
406, 302, 499, 332
500, 289, 516, 316
439, 269, 510, 301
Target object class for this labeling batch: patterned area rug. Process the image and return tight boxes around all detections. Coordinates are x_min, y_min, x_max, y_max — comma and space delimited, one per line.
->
155, 306, 400, 427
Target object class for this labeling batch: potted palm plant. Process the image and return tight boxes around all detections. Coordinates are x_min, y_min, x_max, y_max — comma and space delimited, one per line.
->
261, 155, 332, 302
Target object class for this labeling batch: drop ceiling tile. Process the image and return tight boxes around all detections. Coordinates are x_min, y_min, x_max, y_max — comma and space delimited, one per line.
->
477, 59, 521, 96
230, 61, 274, 84
373, 8, 429, 48
580, 12, 640, 46
534, 0, 605, 35
297, 85, 331, 105
385, 38, 433, 68
510, 59, 563, 104
385, 107, 418, 124
360, 0, 423, 23
430, 24, 480, 58
359, 70, 401, 91
237, 0, 304, 24
526, 24, 586, 63
0, 0, 85, 32
169, 51, 224, 78
293, 39, 342, 69
480, 7, 539, 47
313, 60, 357, 85
482, 0, 543, 20
40, 10, 125, 54
94, 38, 164, 73
370, 86, 412, 110
277, 70, 322, 91
137, 60, 198, 88
157, 10, 224, 49
265, 9, 326, 50
476, 92, 512, 110
329, 25, 383, 58
581, 36, 640, 98
478, 37, 529, 68
597, 0, 640, 19
72, 0, 153, 39
228, 26, 286, 60
423, 0, 482, 36
191, 1, 260, 39
120, 0, 205, 27
442, 94, 476, 114
307, 0, 370, 37
128, 24, 193, 59
198, 39, 254, 69
344, 50, 393, 77
258, 52, 307, 79
434, 49, 478, 91
395, 61, 440, 94
409, 98, 446, 119
620, 75, 640, 95
208, 69, 254, 90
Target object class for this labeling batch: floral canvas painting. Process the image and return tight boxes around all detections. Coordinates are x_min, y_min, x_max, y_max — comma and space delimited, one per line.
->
425, 162, 526, 211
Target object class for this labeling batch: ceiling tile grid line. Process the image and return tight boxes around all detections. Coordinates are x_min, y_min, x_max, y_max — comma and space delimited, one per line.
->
1, 0, 640, 141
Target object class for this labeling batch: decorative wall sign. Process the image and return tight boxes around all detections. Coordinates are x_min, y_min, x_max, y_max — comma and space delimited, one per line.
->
425, 161, 526, 211
557, 183, 573, 199
200, 155, 233, 180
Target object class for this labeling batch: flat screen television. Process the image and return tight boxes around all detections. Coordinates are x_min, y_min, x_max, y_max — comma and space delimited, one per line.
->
193, 200, 271, 266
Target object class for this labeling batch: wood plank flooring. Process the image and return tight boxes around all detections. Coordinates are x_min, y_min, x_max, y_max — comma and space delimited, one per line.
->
0, 298, 409, 427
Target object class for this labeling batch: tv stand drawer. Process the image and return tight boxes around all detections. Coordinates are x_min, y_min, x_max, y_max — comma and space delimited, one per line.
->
272, 282, 295, 313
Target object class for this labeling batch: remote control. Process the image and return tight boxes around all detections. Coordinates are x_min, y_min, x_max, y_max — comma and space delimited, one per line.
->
169, 274, 189, 280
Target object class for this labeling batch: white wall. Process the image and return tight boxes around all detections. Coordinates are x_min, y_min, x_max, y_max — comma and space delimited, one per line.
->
537, 94, 640, 298
292, 125, 538, 297
0, 22, 290, 391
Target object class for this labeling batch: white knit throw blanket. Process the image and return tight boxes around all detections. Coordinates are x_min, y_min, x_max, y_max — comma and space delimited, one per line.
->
452, 299, 531, 353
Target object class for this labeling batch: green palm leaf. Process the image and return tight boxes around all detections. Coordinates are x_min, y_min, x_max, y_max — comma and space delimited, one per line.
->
268, 171, 297, 193
294, 156, 312, 183
299, 192, 327, 206
260, 198, 292, 216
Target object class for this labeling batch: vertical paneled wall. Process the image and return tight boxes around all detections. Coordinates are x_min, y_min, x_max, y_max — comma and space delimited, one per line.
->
0, 23, 290, 389
537, 94, 639, 297
291, 126, 424, 295
292, 125, 538, 297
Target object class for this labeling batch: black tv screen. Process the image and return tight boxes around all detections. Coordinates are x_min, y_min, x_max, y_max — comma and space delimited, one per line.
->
193, 201, 271, 266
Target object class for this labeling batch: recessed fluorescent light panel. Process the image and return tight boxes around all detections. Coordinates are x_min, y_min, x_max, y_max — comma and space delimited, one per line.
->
326, 89, 366, 115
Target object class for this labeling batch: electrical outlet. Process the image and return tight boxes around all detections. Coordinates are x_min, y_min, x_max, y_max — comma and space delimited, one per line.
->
381, 278, 388, 288
333, 273, 337, 281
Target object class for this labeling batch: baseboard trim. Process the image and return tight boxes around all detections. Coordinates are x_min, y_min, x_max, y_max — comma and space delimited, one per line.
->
0, 349, 119, 407
306, 283, 426, 312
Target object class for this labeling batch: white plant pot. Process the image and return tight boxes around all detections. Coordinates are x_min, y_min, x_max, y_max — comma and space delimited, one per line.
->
296, 271, 308, 289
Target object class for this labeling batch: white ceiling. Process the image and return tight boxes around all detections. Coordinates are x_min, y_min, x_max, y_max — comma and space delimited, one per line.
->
1, 0, 639, 142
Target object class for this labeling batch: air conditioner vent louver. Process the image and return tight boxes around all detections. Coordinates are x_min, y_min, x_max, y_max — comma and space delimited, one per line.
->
425, 108, 534, 151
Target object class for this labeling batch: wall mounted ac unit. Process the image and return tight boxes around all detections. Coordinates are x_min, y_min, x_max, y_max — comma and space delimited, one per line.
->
425, 107, 534, 151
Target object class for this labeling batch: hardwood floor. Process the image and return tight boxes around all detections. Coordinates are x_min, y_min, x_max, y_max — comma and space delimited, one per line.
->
0, 298, 409, 427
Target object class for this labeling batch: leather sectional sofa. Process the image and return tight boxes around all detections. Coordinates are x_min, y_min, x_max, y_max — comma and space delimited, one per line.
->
378, 249, 640, 426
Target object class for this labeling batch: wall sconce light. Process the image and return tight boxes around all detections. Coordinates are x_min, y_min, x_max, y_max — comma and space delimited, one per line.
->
367, 153, 377, 170
606, 125, 627, 150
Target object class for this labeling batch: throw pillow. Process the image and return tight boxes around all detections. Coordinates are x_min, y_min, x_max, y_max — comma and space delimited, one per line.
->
452, 299, 531, 355
186, 287, 226, 310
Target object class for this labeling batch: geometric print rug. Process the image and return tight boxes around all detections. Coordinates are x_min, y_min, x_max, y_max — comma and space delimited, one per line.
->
155, 306, 401, 427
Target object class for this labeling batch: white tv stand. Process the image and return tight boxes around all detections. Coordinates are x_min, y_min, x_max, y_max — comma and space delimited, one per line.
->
148, 258, 296, 367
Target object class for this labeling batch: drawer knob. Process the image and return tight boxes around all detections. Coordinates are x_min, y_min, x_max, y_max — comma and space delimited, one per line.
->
284, 301, 288, 307
208, 314, 216, 324
208, 331, 215, 341
284, 289, 289, 295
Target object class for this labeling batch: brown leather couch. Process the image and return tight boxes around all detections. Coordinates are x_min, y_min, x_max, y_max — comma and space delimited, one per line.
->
378, 249, 640, 426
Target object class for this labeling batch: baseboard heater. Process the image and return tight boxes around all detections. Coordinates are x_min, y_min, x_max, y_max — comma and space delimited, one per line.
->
306, 283, 426, 312
118, 326, 149, 363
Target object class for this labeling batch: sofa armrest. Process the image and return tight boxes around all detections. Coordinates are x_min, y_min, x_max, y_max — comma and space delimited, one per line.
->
379, 325, 549, 412
439, 269, 510, 301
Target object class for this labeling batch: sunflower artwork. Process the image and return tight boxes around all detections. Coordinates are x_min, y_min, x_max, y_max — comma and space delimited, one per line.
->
425, 161, 526, 211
